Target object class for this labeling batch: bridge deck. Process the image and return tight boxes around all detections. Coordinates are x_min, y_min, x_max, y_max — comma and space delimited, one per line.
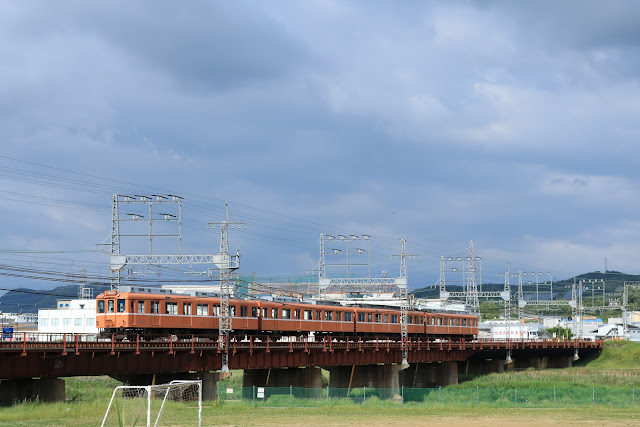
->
0, 333, 602, 379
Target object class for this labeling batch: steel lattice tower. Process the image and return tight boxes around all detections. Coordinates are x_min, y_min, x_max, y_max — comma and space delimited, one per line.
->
208, 202, 245, 373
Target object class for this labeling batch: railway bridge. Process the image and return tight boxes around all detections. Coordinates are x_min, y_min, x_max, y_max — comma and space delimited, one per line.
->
0, 333, 602, 405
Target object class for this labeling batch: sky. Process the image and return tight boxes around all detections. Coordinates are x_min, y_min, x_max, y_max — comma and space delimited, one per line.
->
1, 1, 640, 295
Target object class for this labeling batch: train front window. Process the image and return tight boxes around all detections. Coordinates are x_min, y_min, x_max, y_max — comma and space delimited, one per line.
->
98, 300, 105, 313
108, 300, 114, 313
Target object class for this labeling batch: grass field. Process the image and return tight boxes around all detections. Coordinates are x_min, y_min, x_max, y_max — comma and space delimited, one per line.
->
1, 341, 640, 426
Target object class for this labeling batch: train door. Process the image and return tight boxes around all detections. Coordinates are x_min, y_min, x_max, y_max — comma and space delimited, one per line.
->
150, 300, 160, 327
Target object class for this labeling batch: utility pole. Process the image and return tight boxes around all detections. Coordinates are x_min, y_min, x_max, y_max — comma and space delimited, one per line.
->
391, 239, 419, 367
208, 202, 245, 373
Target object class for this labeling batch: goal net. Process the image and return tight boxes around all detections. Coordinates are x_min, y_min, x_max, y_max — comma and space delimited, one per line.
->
101, 380, 202, 427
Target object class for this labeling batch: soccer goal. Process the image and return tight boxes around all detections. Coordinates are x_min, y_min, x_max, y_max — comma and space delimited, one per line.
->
101, 380, 202, 427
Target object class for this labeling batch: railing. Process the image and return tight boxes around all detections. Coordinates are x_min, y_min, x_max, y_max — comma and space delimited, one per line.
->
0, 333, 602, 355
218, 385, 637, 408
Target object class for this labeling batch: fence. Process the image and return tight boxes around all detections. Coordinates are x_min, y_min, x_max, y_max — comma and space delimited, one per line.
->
217, 385, 638, 408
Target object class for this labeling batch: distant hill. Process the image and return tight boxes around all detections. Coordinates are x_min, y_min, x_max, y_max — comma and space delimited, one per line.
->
0, 284, 110, 313
412, 271, 640, 301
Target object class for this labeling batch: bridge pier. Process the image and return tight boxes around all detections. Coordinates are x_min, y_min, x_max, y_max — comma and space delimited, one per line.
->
399, 362, 458, 388
0, 378, 65, 406
513, 357, 543, 370
545, 356, 573, 369
327, 364, 403, 399
242, 367, 323, 399
111, 371, 229, 401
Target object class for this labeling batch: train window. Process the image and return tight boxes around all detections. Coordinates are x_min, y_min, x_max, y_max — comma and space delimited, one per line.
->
166, 302, 178, 314
384, 314, 389, 323
294, 309, 300, 319
367, 313, 372, 322
138, 301, 145, 313
108, 300, 114, 313
282, 308, 290, 319
408, 316, 412, 324
263, 308, 268, 318
449, 318, 454, 326
344, 312, 352, 321
432, 317, 436, 325
240, 306, 248, 317
271, 308, 278, 319
336, 311, 342, 321
304, 310, 312, 320
358, 313, 365, 322
184, 303, 192, 315
375, 314, 381, 322
98, 300, 105, 313
391, 314, 398, 323
462, 319, 467, 326
130, 301, 135, 313
437, 317, 442, 325
251, 307, 257, 317
231, 306, 236, 316
315, 310, 321, 320
197, 304, 208, 316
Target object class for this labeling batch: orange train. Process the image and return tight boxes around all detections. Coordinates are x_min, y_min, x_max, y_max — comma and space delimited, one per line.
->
96, 287, 478, 340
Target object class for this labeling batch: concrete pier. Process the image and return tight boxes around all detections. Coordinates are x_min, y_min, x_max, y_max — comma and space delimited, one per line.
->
327, 364, 403, 399
0, 378, 65, 406
242, 367, 323, 399
399, 362, 459, 388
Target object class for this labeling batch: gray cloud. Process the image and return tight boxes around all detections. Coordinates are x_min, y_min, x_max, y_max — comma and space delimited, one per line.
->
1, 1, 640, 288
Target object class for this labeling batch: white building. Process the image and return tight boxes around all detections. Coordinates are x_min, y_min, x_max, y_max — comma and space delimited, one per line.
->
480, 321, 549, 340
0, 312, 38, 325
38, 299, 98, 336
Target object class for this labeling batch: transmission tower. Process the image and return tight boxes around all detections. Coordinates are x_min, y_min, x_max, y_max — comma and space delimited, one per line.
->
391, 239, 419, 367
318, 234, 406, 296
208, 202, 245, 373
464, 241, 480, 309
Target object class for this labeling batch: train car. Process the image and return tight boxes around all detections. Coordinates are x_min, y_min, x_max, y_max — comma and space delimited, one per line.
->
96, 287, 478, 341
